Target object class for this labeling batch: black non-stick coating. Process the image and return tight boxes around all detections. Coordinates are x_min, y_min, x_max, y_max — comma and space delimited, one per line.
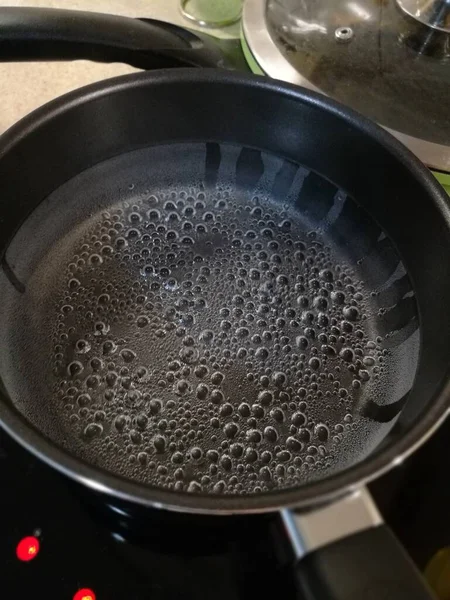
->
0, 141, 418, 493
0, 70, 449, 513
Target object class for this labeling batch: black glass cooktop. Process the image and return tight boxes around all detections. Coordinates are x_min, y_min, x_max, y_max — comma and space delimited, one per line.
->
1, 419, 449, 600
0, 427, 293, 600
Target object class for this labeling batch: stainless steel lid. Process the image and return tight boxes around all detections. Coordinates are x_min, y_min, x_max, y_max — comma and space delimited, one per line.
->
396, 0, 450, 34
242, 0, 450, 171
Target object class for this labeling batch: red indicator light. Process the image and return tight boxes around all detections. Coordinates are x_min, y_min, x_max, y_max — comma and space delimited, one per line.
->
73, 588, 96, 600
16, 536, 40, 562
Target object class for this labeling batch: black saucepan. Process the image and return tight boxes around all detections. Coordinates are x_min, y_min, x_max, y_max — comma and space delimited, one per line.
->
0, 8, 449, 600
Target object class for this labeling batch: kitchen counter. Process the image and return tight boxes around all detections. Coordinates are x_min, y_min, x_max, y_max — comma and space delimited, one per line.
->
0, 0, 239, 133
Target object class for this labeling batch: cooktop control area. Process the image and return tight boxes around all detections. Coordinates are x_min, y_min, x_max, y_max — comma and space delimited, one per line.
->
1, 420, 450, 599
0, 429, 290, 600
1, 430, 128, 599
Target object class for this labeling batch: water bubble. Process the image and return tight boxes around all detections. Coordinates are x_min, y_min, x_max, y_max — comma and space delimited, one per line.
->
149, 398, 162, 414
286, 437, 302, 452
77, 393, 91, 407
264, 426, 278, 443
246, 429, 262, 443
315, 423, 329, 442
238, 403, 250, 417
259, 466, 272, 481
308, 357, 321, 370
105, 372, 118, 387
270, 408, 285, 422
190, 446, 203, 462
90, 357, 103, 372
339, 348, 354, 362
255, 347, 269, 360
199, 330, 214, 344
188, 481, 202, 493
224, 423, 239, 439
211, 390, 224, 404
136, 414, 148, 429
196, 384, 209, 400
220, 455, 232, 471
258, 391, 273, 406
343, 306, 360, 321
194, 365, 208, 378
272, 372, 286, 386
359, 369, 370, 382
113, 415, 127, 432
298, 428, 311, 443
68, 278, 80, 290
236, 327, 249, 339
224, 440, 242, 459
83, 423, 103, 440
130, 430, 142, 444
75, 339, 91, 354
252, 404, 264, 418
320, 269, 333, 282
153, 435, 167, 453
219, 403, 233, 417
179, 347, 199, 365
211, 371, 224, 385
212, 481, 225, 493
296, 336, 308, 350
245, 448, 258, 463
304, 327, 316, 339
331, 291, 345, 305
292, 412, 306, 426
341, 320, 353, 333
68, 361, 83, 377
176, 379, 190, 395
137, 316, 149, 328
88, 254, 103, 266
102, 340, 117, 355
86, 375, 100, 389
276, 450, 291, 463
220, 319, 231, 331
206, 449, 219, 463
94, 321, 110, 336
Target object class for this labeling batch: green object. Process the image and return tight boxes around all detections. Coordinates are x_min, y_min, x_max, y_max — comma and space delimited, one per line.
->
240, 28, 265, 75
425, 547, 450, 599
180, 0, 242, 28
433, 171, 450, 196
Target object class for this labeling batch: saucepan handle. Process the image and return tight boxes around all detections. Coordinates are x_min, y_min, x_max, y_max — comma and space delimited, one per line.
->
281, 488, 436, 599
0, 7, 226, 69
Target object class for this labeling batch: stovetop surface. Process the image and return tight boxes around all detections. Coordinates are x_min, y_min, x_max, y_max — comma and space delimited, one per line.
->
2, 417, 450, 600
0, 428, 293, 600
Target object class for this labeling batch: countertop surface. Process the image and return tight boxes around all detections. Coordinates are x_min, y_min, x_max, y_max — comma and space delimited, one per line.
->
0, 0, 238, 133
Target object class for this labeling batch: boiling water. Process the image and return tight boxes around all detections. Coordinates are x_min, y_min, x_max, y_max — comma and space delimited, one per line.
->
0, 145, 413, 495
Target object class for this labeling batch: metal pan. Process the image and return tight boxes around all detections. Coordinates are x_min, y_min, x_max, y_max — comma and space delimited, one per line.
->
0, 8, 448, 599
